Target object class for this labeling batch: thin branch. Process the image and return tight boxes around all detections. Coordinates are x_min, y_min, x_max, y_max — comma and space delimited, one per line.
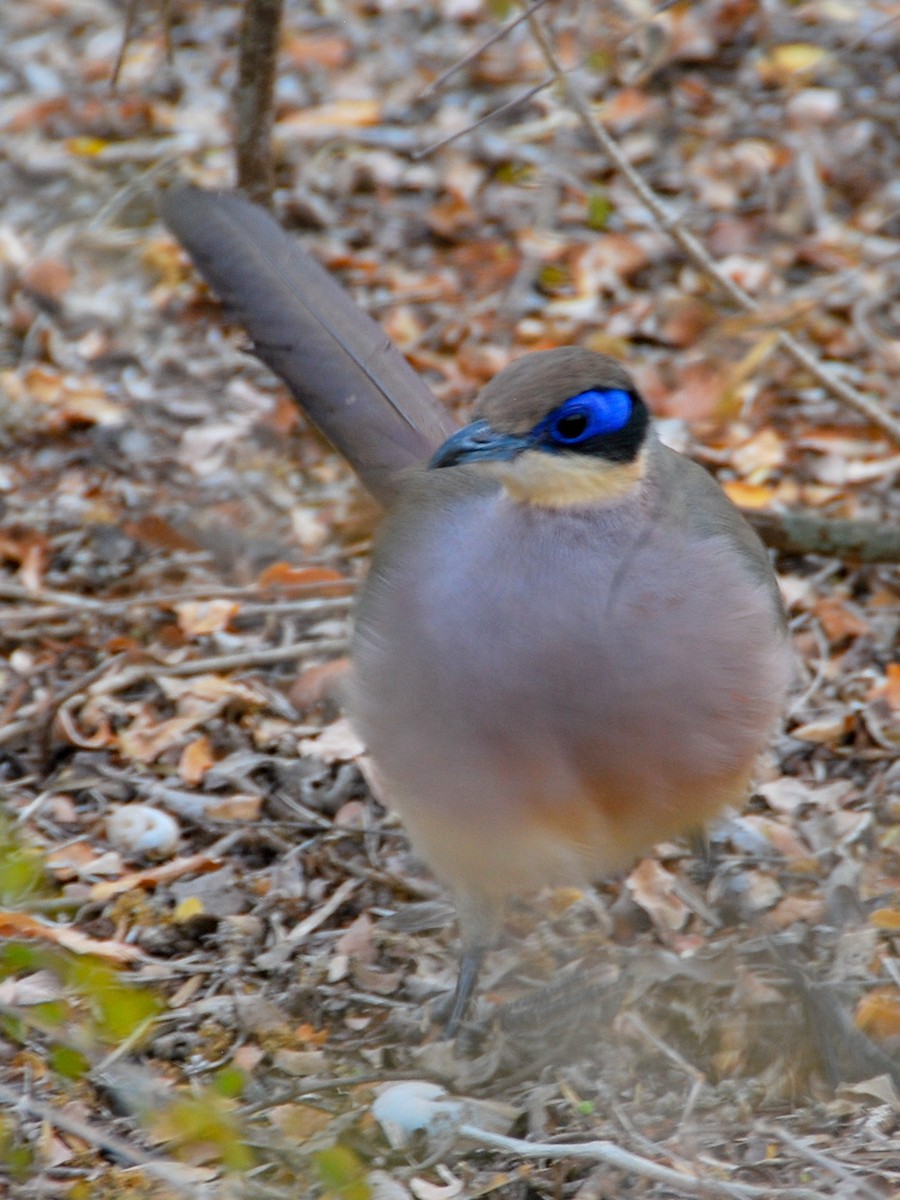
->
411, 77, 554, 160
0, 653, 128, 752
30, 651, 129, 764
760, 1124, 888, 1200
235, 0, 285, 207
525, 11, 900, 444
0, 637, 347, 747
0, 593, 353, 627
0, 1081, 207, 1197
457, 1124, 822, 1200
743, 509, 900, 563
0, 579, 354, 610
283, 876, 359, 946
417, 0, 555, 99
87, 637, 349, 695
0, 584, 108, 609
109, 0, 139, 90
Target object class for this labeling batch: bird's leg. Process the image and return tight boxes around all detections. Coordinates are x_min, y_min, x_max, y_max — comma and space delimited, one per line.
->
686, 824, 717, 884
444, 944, 486, 1037
442, 892, 501, 1037
686, 825, 711, 864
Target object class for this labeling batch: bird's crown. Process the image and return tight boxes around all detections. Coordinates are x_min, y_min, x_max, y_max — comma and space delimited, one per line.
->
430, 347, 651, 507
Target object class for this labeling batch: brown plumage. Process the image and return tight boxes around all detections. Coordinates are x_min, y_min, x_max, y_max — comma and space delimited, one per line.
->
162, 187, 791, 1033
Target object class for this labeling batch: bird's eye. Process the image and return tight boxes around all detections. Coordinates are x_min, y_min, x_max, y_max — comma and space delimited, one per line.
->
552, 412, 590, 441
538, 388, 633, 448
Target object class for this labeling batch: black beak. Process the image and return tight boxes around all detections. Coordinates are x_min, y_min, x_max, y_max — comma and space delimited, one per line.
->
430, 420, 533, 469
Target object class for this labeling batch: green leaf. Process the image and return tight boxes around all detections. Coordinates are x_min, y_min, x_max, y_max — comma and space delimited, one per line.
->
154, 1093, 254, 1173
49, 1044, 91, 1079
538, 263, 570, 291
64, 956, 161, 1043
212, 1065, 246, 1098
0, 942, 40, 976
494, 161, 534, 186
586, 190, 613, 230
314, 1145, 370, 1200
0, 1116, 33, 1178
0, 823, 47, 905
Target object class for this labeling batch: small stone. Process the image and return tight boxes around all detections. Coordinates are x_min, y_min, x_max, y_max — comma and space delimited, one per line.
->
106, 804, 179, 859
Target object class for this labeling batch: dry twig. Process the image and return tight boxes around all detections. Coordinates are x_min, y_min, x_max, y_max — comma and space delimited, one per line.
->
0, 1081, 207, 1197
525, 11, 900, 444
235, 0, 285, 206
457, 1124, 822, 1200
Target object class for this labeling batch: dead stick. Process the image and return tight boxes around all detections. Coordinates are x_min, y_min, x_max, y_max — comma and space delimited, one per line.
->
235, 0, 285, 207
526, 12, 900, 444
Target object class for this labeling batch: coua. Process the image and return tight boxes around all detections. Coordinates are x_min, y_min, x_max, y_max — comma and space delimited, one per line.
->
161, 186, 791, 1033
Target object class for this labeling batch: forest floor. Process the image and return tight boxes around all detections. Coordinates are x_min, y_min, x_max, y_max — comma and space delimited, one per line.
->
1, 1, 899, 1197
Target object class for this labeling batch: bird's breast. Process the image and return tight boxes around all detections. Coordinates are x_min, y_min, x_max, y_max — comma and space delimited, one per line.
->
349, 480, 788, 898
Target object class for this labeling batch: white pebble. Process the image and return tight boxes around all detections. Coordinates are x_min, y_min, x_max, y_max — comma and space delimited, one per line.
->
106, 804, 179, 859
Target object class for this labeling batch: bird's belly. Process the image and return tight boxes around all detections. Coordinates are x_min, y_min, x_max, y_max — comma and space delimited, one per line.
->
349, 494, 787, 898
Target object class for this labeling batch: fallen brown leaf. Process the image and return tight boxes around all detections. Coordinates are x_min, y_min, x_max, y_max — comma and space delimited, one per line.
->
89, 853, 223, 901
0, 911, 144, 962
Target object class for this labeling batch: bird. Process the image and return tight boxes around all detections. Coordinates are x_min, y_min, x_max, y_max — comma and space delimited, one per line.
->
161, 185, 792, 1034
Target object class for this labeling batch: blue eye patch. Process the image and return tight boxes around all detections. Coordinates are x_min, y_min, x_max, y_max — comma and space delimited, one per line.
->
534, 388, 633, 449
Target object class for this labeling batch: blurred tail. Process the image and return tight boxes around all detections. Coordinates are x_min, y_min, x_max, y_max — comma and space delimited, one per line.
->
159, 185, 456, 504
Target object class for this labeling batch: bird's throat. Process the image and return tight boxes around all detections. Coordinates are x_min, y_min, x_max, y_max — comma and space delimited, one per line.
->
489, 446, 647, 509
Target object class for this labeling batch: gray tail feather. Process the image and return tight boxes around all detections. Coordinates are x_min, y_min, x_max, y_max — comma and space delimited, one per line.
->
159, 185, 456, 504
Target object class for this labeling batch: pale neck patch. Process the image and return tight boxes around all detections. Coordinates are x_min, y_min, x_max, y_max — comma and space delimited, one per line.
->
487, 445, 648, 509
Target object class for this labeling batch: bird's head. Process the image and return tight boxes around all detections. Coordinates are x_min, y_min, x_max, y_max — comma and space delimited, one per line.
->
429, 348, 651, 507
